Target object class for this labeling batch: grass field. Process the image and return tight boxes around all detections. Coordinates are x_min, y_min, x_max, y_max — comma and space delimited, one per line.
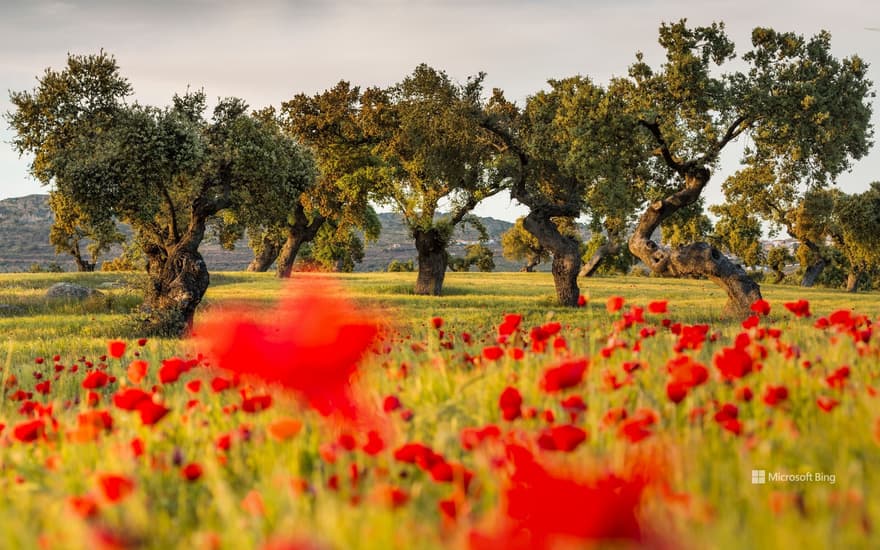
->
0, 272, 878, 549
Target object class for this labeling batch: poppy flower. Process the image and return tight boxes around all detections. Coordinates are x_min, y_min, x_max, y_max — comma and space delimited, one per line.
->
540, 359, 588, 392
816, 396, 840, 412
68, 495, 100, 519
107, 341, 126, 359
362, 430, 385, 455
499, 387, 523, 421
470, 444, 648, 548
714, 347, 753, 381
127, 360, 148, 384
137, 399, 170, 425
82, 371, 109, 390
193, 280, 380, 422
241, 394, 273, 413
12, 419, 45, 443
537, 425, 587, 452
783, 300, 811, 318
383, 395, 402, 412
113, 388, 151, 411
181, 463, 203, 482
482, 346, 504, 361
267, 417, 303, 441
763, 385, 789, 407
498, 313, 522, 336
750, 299, 771, 316
647, 300, 668, 314
96, 474, 135, 503
606, 296, 625, 313
577, 295, 587, 307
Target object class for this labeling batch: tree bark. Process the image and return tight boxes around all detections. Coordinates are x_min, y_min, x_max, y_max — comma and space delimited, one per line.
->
71, 241, 96, 272
845, 270, 861, 293
414, 228, 448, 296
521, 256, 539, 272
772, 268, 785, 284
523, 209, 580, 306
275, 209, 325, 278
142, 223, 210, 337
246, 235, 281, 272
579, 238, 621, 278
628, 168, 762, 318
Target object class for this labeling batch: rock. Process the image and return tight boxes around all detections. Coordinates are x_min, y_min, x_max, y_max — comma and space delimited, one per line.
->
45, 282, 104, 300
97, 281, 126, 289
0, 304, 24, 315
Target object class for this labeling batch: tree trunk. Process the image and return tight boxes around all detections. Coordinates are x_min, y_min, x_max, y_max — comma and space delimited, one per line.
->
71, 241, 96, 272
523, 209, 580, 307
142, 229, 210, 338
276, 211, 325, 279
800, 259, 826, 288
414, 228, 448, 296
628, 168, 762, 318
579, 239, 621, 278
521, 256, 539, 273
246, 235, 281, 272
772, 268, 785, 284
845, 270, 861, 293
799, 240, 826, 288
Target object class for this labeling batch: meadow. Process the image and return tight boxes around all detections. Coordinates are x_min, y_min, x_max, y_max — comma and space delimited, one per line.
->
0, 271, 878, 549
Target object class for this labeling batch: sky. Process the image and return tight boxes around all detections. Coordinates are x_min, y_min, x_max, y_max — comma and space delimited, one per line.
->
1, 0, 878, 222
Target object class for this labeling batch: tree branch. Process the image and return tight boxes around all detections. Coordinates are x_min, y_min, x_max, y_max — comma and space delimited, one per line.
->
638, 119, 686, 174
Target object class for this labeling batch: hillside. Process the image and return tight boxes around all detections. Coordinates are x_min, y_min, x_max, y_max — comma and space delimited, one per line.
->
0, 194, 525, 272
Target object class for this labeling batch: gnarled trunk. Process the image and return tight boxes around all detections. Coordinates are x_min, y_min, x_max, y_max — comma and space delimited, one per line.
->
414, 228, 448, 296
580, 238, 621, 278
276, 210, 325, 279
628, 168, 761, 318
523, 209, 580, 306
247, 235, 281, 272
142, 225, 209, 337
521, 256, 539, 272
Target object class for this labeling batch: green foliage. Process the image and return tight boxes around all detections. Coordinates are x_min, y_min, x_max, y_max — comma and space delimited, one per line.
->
47, 191, 124, 270
834, 182, 880, 270
582, 233, 634, 275
501, 217, 549, 270
387, 259, 415, 272
661, 201, 713, 247
709, 202, 765, 267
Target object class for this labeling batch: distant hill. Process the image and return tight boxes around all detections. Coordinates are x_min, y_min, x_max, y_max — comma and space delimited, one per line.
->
0, 194, 527, 272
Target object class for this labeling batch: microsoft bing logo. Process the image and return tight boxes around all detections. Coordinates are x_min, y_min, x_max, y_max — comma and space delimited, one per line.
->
751, 470, 766, 484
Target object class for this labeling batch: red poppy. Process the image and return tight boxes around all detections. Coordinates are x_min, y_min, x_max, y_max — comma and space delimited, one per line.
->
482, 346, 504, 361
499, 386, 523, 421
540, 359, 588, 392
577, 295, 587, 307
181, 463, 203, 482
763, 385, 789, 406
137, 399, 170, 425
96, 474, 135, 503
241, 394, 273, 413
113, 388, 151, 411
647, 300, 668, 314
714, 346, 753, 381
606, 296, 625, 313
783, 300, 811, 318
107, 341, 126, 359
12, 419, 45, 443
127, 360, 148, 384
193, 280, 380, 422
816, 396, 840, 412
68, 495, 100, 519
750, 299, 771, 316
82, 371, 110, 390
470, 444, 647, 548
537, 425, 587, 452
431, 317, 443, 329
382, 395, 402, 412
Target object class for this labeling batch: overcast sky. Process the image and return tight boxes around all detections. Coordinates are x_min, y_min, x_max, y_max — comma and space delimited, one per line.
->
2, 0, 878, 221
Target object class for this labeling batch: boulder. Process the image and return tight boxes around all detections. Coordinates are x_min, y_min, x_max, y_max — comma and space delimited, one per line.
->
45, 282, 104, 301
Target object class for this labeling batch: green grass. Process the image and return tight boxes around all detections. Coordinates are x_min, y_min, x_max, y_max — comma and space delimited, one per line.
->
0, 272, 878, 549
